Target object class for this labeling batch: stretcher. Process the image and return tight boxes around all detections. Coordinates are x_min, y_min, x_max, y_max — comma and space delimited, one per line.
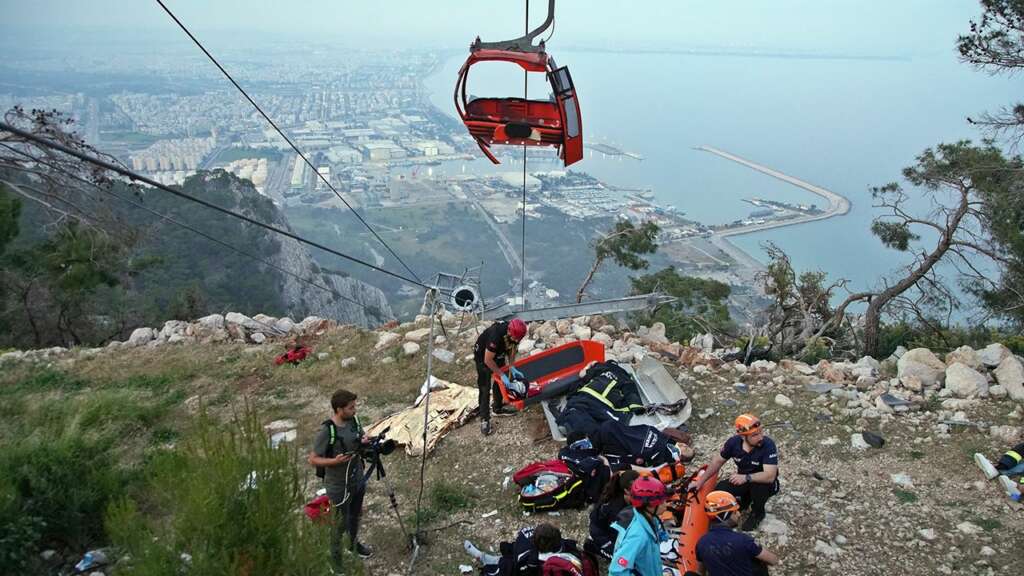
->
493, 340, 692, 441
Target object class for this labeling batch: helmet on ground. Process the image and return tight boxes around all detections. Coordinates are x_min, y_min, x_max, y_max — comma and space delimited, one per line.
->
629, 476, 667, 508
508, 318, 527, 341
704, 490, 739, 517
734, 413, 761, 436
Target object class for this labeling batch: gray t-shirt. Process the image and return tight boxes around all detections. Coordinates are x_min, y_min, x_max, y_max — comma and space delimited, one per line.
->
312, 417, 364, 499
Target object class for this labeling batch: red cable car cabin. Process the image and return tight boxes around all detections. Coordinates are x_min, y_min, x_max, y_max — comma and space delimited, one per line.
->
454, 48, 582, 167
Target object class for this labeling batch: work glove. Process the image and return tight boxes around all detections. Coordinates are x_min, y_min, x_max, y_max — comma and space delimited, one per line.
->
510, 366, 524, 380
500, 373, 511, 387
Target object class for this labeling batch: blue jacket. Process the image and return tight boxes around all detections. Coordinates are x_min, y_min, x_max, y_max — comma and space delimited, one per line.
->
609, 509, 668, 576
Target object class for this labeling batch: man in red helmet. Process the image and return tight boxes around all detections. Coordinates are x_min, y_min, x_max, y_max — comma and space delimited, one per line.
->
691, 414, 779, 531
473, 318, 527, 435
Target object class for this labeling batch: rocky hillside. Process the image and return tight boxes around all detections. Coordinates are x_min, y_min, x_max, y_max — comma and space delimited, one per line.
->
2, 314, 1020, 576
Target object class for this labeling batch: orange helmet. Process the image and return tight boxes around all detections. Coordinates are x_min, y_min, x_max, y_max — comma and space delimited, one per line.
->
734, 413, 761, 436
704, 490, 739, 517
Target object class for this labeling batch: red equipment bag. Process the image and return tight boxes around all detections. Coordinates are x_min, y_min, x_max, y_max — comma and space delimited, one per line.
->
513, 459, 586, 511
303, 494, 331, 522
275, 346, 310, 366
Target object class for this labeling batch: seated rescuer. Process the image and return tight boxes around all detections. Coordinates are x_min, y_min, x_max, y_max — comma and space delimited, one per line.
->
692, 414, 779, 531
609, 476, 671, 576
464, 523, 589, 576
692, 491, 779, 576
473, 318, 528, 436
308, 389, 374, 568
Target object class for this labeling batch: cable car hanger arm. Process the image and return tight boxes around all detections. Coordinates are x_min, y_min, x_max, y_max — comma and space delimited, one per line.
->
472, 0, 555, 53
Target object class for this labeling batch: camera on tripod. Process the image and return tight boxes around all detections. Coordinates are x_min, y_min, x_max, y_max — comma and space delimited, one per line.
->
361, 427, 397, 461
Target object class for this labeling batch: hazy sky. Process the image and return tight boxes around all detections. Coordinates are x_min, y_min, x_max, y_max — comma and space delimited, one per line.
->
0, 0, 991, 56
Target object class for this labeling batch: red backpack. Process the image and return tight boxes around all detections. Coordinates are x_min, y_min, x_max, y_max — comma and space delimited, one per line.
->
513, 459, 586, 511
541, 552, 596, 576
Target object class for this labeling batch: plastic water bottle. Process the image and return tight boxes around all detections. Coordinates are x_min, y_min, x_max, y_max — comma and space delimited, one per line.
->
974, 453, 998, 480
997, 475, 1022, 502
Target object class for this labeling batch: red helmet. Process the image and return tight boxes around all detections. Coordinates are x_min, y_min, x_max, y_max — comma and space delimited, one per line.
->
629, 476, 667, 508
508, 318, 527, 341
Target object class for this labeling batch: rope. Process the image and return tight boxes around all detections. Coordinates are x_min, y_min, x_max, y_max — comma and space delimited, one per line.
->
154, 0, 423, 285
520, 0, 529, 311
0, 122, 440, 292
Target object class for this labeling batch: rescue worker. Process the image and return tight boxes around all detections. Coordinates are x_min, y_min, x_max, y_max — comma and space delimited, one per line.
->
473, 317, 527, 435
691, 414, 779, 531
585, 469, 640, 562
609, 476, 670, 576
995, 442, 1024, 476
694, 491, 779, 576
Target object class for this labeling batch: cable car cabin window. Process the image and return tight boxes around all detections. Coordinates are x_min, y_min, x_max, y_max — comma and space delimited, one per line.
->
562, 97, 580, 138
550, 67, 575, 96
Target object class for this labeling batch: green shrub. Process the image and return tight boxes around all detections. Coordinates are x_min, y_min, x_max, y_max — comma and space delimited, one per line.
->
799, 337, 831, 365
0, 433, 125, 555
3, 368, 88, 395
106, 407, 330, 575
0, 477, 45, 571
429, 481, 473, 511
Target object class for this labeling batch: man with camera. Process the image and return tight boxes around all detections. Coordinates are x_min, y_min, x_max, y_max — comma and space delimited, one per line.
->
309, 389, 374, 571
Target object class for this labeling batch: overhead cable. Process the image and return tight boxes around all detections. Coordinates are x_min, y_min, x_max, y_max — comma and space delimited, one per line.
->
154, 0, 423, 284
0, 141, 383, 315
0, 122, 436, 291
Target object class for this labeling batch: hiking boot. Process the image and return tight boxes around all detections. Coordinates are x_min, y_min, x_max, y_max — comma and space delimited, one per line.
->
353, 542, 373, 559
741, 512, 765, 532
491, 405, 516, 417
480, 419, 493, 436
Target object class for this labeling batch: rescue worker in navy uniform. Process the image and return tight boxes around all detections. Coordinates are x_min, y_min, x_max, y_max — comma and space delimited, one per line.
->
691, 414, 779, 531
474, 318, 527, 435
693, 491, 779, 576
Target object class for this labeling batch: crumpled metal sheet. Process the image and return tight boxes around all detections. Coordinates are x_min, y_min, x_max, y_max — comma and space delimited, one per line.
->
366, 378, 477, 456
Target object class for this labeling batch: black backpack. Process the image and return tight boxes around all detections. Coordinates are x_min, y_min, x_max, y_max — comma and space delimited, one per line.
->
315, 419, 337, 479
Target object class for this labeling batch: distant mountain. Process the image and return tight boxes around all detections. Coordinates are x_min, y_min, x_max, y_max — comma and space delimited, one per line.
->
126, 170, 393, 327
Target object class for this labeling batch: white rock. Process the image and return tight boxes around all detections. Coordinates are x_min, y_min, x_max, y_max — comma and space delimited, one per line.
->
404, 328, 432, 343
956, 521, 982, 535
340, 357, 357, 368
891, 473, 914, 488
297, 316, 327, 332
106, 340, 123, 350
225, 312, 261, 331
855, 355, 882, 371
898, 348, 946, 389
0, 350, 24, 365
250, 332, 266, 344
592, 332, 613, 346
572, 315, 590, 326
979, 343, 1012, 368
820, 436, 840, 446
980, 546, 996, 557
274, 317, 296, 333
159, 320, 189, 340
994, 355, 1024, 402
989, 384, 1007, 398
432, 348, 455, 364
850, 434, 871, 450
375, 331, 401, 350
197, 313, 225, 329
989, 425, 1022, 443
572, 325, 592, 340
814, 539, 840, 557
760, 515, 789, 536
945, 346, 982, 370
167, 334, 186, 345
381, 357, 395, 365
316, 352, 329, 360
751, 360, 777, 372
833, 534, 847, 546
403, 342, 421, 356
944, 362, 989, 398
555, 319, 572, 335
518, 339, 536, 354
644, 322, 668, 344
127, 327, 156, 347
774, 394, 793, 407
918, 528, 937, 541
